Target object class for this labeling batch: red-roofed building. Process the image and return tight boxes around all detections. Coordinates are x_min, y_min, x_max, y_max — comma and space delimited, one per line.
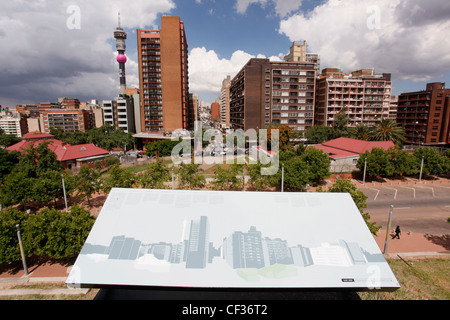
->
313, 137, 395, 172
6, 132, 110, 171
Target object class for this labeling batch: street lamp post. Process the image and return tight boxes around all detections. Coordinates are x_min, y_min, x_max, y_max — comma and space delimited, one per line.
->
383, 205, 394, 255
281, 164, 284, 193
363, 159, 367, 185
62, 175, 68, 212
16, 224, 28, 276
172, 168, 175, 190
419, 156, 424, 183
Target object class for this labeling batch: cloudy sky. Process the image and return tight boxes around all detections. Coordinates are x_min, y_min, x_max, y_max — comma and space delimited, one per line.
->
1, 0, 449, 107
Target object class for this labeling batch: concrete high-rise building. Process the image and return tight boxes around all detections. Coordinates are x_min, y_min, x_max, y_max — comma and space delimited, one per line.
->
315, 68, 392, 128
284, 41, 320, 71
229, 58, 316, 133
397, 82, 450, 145
102, 94, 136, 134
219, 75, 231, 128
137, 16, 191, 133
42, 109, 95, 133
189, 93, 200, 128
0, 111, 27, 137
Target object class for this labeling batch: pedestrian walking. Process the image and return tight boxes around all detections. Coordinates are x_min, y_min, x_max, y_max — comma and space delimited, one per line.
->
392, 226, 401, 239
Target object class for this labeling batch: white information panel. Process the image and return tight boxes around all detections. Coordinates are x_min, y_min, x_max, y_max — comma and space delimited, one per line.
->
67, 188, 399, 290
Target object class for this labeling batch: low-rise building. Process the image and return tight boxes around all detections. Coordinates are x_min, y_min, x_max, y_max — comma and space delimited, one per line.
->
6, 132, 110, 171
313, 137, 395, 173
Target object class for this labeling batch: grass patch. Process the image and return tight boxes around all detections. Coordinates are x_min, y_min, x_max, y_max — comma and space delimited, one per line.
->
359, 258, 450, 300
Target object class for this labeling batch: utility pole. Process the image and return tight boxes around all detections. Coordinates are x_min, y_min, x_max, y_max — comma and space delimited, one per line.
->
281, 164, 284, 193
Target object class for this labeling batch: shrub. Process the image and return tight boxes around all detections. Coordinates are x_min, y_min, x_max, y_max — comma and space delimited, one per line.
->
0, 205, 95, 263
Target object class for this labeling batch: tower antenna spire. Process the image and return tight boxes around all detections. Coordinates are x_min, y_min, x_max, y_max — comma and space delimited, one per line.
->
118, 12, 121, 28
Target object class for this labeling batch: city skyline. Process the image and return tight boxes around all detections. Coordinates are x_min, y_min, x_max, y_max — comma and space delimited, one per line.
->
80, 216, 383, 272
1, 0, 449, 107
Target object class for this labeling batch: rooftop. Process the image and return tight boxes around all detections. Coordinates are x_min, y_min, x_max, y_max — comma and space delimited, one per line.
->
314, 137, 395, 159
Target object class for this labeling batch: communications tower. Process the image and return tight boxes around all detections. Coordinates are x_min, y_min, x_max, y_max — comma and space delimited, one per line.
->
114, 13, 127, 94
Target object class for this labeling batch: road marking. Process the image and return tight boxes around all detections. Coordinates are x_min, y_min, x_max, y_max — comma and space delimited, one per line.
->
415, 185, 435, 197
383, 187, 398, 200
398, 186, 416, 199
365, 187, 380, 200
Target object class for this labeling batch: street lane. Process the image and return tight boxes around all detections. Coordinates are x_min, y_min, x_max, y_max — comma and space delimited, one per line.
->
359, 184, 450, 235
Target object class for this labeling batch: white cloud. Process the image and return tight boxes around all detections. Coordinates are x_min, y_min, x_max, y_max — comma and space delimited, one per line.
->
235, 0, 303, 17
188, 47, 282, 97
278, 0, 450, 81
0, 0, 175, 105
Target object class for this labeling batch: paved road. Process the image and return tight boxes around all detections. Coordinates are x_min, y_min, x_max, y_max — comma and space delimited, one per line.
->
359, 184, 450, 235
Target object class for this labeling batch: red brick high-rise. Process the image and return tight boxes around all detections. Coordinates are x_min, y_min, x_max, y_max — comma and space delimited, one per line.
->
137, 16, 191, 133
397, 82, 450, 145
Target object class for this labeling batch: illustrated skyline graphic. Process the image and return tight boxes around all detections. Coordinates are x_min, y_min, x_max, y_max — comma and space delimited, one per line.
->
80, 216, 384, 271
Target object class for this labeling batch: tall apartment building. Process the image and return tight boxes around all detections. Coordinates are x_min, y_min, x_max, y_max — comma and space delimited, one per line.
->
211, 101, 220, 124
0, 111, 27, 137
58, 98, 80, 109
229, 58, 316, 133
397, 82, 450, 145
189, 93, 200, 127
219, 75, 231, 128
102, 93, 136, 134
42, 109, 95, 133
137, 16, 191, 133
315, 68, 392, 128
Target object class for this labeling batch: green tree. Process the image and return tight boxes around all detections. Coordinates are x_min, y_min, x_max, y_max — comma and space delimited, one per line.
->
137, 160, 171, 189
101, 164, 136, 193
104, 156, 120, 167
318, 179, 381, 235
282, 157, 311, 191
211, 164, 244, 190
0, 149, 19, 182
265, 123, 292, 151
333, 107, 350, 137
349, 124, 371, 141
145, 139, 181, 158
369, 119, 406, 146
24, 205, 95, 260
32, 170, 68, 206
0, 171, 35, 208
305, 125, 340, 144
14, 142, 62, 178
413, 147, 449, 175
0, 208, 32, 264
357, 148, 394, 178
76, 165, 102, 203
0, 134, 21, 148
389, 149, 419, 176
176, 162, 206, 190
301, 147, 331, 184
247, 162, 272, 191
